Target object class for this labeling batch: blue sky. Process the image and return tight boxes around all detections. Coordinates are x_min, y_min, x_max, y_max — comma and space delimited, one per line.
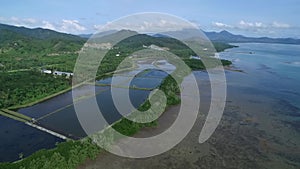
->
0, 0, 299, 38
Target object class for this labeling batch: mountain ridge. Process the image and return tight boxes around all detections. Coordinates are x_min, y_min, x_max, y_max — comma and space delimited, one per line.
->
1, 22, 299, 45
0, 23, 85, 54
0, 23, 83, 41
205, 30, 300, 44
79, 29, 300, 45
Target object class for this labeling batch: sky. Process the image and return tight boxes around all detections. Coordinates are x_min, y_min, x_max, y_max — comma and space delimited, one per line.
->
0, 0, 299, 38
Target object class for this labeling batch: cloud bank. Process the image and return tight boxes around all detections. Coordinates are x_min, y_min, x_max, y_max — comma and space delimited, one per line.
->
211, 20, 298, 38
0, 16, 298, 38
0, 16, 86, 34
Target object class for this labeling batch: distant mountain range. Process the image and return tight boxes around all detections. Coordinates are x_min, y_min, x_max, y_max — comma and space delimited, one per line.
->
205, 30, 300, 44
1, 23, 300, 50
79, 29, 300, 45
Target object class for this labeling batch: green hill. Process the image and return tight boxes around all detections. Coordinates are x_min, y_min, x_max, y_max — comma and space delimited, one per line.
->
0, 23, 86, 71
0, 23, 85, 52
0, 23, 234, 72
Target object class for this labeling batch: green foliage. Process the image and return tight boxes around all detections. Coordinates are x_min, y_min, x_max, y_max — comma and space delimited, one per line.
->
212, 41, 237, 52
159, 75, 181, 105
183, 58, 232, 70
183, 59, 206, 70
0, 23, 84, 71
0, 71, 70, 109
112, 100, 158, 136
0, 24, 234, 73
220, 59, 232, 66
0, 139, 101, 169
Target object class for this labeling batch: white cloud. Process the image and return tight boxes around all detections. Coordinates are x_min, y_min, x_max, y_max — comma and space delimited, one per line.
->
39, 19, 87, 34
61, 19, 86, 33
0, 16, 38, 28
41, 19, 87, 34
95, 17, 197, 33
23, 18, 37, 24
211, 20, 296, 37
212, 22, 232, 28
238, 20, 266, 29
212, 20, 291, 31
0, 16, 87, 34
272, 21, 290, 28
42, 21, 56, 30
93, 24, 104, 30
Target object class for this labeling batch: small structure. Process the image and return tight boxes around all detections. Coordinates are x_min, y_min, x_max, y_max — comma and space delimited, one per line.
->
190, 55, 201, 60
214, 53, 220, 58
143, 44, 169, 51
41, 69, 73, 78
41, 69, 52, 74
156, 60, 167, 65
149, 44, 164, 51
31, 118, 37, 124
53, 71, 73, 77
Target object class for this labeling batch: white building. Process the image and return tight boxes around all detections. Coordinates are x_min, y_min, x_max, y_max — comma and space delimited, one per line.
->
190, 55, 201, 60
41, 69, 73, 78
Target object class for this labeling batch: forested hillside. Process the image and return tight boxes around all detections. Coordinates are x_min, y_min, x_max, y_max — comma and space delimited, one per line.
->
0, 23, 233, 109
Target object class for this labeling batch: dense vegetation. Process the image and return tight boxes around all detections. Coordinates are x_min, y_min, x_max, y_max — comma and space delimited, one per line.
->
0, 139, 101, 169
183, 58, 232, 70
0, 24, 234, 73
212, 41, 237, 52
0, 71, 70, 109
0, 24, 84, 71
